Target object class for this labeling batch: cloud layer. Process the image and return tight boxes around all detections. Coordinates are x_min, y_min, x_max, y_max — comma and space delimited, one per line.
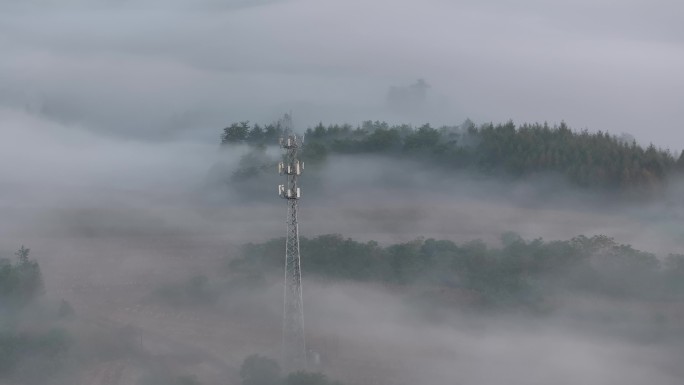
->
1, 0, 682, 147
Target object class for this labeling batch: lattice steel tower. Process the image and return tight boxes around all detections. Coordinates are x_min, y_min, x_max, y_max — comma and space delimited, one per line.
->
278, 114, 307, 371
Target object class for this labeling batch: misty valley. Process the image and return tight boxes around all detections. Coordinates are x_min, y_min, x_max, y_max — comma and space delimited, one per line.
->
2, 117, 684, 385
3, 2, 684, 383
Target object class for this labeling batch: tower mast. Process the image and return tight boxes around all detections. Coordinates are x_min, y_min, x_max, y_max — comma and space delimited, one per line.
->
278, 114, 307, 371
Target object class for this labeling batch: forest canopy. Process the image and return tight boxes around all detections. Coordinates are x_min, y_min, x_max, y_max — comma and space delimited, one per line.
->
221, 119, 684, 192
230, 234, 684, 309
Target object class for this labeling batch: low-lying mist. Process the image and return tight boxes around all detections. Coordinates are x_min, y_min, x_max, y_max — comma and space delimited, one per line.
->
3, 0, 684, 382
3, 112, 684, 384
299, 280, 684, 385
167, 267, 684, 385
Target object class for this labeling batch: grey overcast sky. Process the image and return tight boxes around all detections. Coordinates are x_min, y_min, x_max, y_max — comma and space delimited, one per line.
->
1, 0, 682, 147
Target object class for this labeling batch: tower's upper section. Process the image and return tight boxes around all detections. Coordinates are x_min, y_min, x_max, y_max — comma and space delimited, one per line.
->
278, 133, 303, 200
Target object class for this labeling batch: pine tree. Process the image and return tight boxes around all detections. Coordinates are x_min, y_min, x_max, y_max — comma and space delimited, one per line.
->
15, 245, 29, 265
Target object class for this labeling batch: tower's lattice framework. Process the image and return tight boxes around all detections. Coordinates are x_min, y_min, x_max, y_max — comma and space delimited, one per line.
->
278, 115, 307, 371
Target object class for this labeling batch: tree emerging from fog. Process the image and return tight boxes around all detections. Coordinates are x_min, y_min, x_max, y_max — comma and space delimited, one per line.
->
0, 246, 44, 308
0, 246, 72, 384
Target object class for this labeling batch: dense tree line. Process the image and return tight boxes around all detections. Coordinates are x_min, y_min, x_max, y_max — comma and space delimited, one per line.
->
221, 119, 684, 191
230, 234, 684, 308
221, 121, 287, 147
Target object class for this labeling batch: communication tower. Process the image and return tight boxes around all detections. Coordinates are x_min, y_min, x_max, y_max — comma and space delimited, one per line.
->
278, 114, 307, 371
